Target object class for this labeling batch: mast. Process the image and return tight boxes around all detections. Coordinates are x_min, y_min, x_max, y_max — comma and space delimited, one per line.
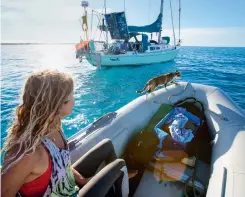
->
178, 0, 181, 44
158, 0, 164, 44
170, 0, 176, 47
104, 0, 108, 46
84, 7, 88, 40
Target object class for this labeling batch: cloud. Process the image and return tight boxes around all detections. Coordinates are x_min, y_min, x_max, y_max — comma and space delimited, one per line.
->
1, 0, 112, 43
181, 27, 245, 47
1, 0, 245, 47
160, 27, 245, 47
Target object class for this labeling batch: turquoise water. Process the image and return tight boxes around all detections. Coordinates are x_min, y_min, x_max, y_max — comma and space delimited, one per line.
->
1, 45, 245, 146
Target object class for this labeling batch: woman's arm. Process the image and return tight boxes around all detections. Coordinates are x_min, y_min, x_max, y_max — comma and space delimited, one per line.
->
71, 167, 90, 187
1, 153, 38, 197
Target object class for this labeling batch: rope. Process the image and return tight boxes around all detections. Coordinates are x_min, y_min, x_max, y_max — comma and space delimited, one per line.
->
168, 82, 190, 105
151, 82, 190, 106
172, 89, 228, 121
152, 82, 228, 122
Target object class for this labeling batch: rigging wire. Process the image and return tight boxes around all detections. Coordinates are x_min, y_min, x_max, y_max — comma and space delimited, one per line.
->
178, 0, 181, 43
99, 27, 103, 41
148, 0, 151, 23
90, 11, 94, 40
90, 12, 102, 41
124, 0, 126, 13
90, 9, 108, 44
95, 15, 103, 41
104, 0, 109, 46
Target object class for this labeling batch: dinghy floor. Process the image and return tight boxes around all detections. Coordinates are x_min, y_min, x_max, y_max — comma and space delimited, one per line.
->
133, 169, 184, 197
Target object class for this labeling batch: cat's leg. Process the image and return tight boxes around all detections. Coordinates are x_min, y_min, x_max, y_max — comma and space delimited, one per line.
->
151, 82, 158, 92
150, 81, 157, 92
164, 84, 170, 91
146, 84, 152, 93
170, 81, 178, 85
150, 85, 156, 92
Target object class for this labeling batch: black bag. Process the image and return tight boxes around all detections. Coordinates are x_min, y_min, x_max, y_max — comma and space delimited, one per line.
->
125, 130, 159, 166
124, 104, 173, 165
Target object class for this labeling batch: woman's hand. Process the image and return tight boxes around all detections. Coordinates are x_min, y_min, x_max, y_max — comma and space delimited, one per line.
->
71, 167, 90, 187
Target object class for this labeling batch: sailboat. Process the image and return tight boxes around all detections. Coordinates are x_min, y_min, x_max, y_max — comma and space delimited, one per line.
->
75, 0, 181, 68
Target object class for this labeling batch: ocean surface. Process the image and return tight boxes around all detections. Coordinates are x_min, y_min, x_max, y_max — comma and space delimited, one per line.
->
1, 45, 245, 146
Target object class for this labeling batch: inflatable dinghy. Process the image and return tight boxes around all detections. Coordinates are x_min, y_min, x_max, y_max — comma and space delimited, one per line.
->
68, 82, 245, 197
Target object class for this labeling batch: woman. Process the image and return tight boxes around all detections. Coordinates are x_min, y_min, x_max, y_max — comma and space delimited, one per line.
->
1, 70, 87, 197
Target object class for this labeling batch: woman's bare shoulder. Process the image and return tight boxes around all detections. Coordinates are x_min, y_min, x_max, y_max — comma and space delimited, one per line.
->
3, 145, 45, 172
1, 145, 45, 197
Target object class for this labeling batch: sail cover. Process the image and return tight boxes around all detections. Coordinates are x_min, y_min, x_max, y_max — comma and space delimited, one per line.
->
105, 12, 129, 40
128, 13, 162, 33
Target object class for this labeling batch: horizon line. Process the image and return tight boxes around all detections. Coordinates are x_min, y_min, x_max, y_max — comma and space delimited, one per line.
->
1, 43, 245, 48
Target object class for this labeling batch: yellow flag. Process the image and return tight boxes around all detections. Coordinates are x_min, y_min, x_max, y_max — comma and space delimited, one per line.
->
82, 15, 88, 31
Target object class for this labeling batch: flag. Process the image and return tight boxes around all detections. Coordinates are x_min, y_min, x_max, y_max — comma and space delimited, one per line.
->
82, 15, 88, 31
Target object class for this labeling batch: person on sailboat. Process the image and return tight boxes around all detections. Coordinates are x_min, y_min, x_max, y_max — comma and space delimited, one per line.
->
120, 39, 129, 53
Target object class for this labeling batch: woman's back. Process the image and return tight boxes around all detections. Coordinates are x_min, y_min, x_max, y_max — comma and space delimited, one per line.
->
1, 146, 48, 197
1, 70, 79, 197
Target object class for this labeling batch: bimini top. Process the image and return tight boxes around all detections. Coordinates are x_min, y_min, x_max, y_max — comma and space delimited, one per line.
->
128, 13, 162, 33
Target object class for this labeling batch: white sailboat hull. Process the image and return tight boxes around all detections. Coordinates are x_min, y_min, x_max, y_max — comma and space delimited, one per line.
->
85, 48, 179, 67
68, 82, 245, 197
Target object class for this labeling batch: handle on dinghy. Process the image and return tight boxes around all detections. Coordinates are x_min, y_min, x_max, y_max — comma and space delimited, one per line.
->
69, 112, 117, 150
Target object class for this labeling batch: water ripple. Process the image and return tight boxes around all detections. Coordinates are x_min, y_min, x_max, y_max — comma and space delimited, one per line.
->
1, 45, 245, 145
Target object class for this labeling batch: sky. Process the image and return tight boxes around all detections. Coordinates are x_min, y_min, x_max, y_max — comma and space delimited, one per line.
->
1, 0, 245, 47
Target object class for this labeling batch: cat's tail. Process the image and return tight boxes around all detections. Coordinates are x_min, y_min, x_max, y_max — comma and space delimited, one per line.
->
136, 83, 150, 94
